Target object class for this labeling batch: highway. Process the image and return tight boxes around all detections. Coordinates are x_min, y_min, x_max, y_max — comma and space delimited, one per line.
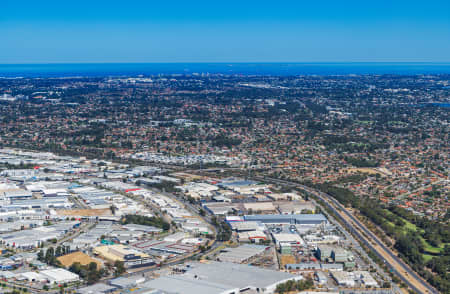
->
255, 176, 438, 294
81, 164, 437, 293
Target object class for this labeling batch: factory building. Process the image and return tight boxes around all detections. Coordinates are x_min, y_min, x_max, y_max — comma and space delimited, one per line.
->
331, 271, 355, 287
316, 245, 333, 261
142, 261, 302, 294
317, 245, 353, 263
332, 248, 350, 263
244, 214, 327, 225
354, 271, 379, 288
40, 268, 80, 284
3, 189, 33, 201
93, 245, 154, 268
216, 244, 268, 263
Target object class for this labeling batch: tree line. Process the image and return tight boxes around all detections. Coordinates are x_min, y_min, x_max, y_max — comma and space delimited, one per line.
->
311, 182, 450, 293
275, 277, 314, 293
121, 214, 170, 231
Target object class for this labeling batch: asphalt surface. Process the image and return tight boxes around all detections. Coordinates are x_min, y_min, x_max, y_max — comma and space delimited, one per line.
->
257, 176, 438, 294
119, 187, 220, 277
65, 165, 437, 293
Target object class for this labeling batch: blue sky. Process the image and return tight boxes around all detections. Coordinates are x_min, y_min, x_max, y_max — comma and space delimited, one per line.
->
1, 0, 450, 63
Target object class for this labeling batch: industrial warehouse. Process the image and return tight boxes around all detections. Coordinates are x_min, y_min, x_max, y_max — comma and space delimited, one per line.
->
0, 149, 402, 293
142, 261, 303, 294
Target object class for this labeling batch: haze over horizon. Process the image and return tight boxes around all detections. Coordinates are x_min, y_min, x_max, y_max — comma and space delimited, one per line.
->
2, 0, 450, 64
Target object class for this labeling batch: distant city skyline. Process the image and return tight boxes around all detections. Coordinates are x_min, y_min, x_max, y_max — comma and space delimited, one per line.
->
1, 0, 450, 63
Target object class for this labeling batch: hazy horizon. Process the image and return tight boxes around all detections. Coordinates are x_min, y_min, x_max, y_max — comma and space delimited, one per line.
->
2, 62, 450, 78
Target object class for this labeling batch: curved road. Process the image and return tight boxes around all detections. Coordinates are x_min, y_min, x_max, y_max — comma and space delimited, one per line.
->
256, 176, 438, 294
120, 186, 220, 277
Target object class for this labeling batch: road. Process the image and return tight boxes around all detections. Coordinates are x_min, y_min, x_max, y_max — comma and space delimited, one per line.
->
56, 222, 93, 246
118, 186, 220, 277
122, 239, 223, 278
60, 180, 220, 290
1, 280, 49, 293
68, 193, 90, 209
255, 176, 438, 294
397, 179, 448, 200
64, 164, 435, 293
310, 198, 401, 293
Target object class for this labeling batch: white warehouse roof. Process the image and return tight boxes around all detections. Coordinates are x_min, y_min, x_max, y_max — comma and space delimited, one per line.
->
41, 268, 80, 283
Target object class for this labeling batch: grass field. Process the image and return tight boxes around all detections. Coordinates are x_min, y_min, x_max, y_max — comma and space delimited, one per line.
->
402, 219, 419, 231
344, 167, 382, 175
422, 241, 447, 254
383, 209, 448, 256
422, 254, 434, 262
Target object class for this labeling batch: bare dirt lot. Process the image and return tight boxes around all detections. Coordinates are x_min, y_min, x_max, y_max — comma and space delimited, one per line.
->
57, 251, 103, 268
344, 167, 386, 175
56, 208, 111, 216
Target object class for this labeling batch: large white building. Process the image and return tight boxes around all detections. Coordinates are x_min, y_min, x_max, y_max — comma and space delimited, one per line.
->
41, 268, 80, 284
331, 271, 355, 287
142, 261, 302, 294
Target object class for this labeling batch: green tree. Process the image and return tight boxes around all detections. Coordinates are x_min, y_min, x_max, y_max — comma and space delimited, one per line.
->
37, 250, 44, 261
88, 262, 97, 271
114, 260, 126, 276
45, 247, 54, 263
55, 246, 62, 257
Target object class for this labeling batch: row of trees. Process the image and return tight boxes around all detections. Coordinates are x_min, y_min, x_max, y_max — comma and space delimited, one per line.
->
121, 214, 170, 231
312, 182, 450, 293
38, 248, 124, 285
142, 180, 178, 193
37, 246, 69, 267
360, 202, 450, 292
387, 205, 450, 248
211, 216, 232, 242
275, 277, 314, 293
68, 262, 106, 285
211, 133, 242, 148
314, 183, 359, 208
344, 156, 379, 167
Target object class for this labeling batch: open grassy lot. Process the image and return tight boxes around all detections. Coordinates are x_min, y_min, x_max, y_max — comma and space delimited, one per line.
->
422, 254, 434, 262
383, 209, 448, 256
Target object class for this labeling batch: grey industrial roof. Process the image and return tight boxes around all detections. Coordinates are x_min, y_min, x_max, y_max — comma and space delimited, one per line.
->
10, 196, 69, 205
183, 261, 297, 290
4, 190, 32, 197
125, 288, 171, 294
320, 263, 344, 270
229, 221, 260, 231
131, 240, 194, 255
285, 263, 321, 270
142, 261, 299, 294
142, 275, 234, 294
76, 283, 116, 294
217, 244, 267, 263
123, 224, 163, 233
108, 277, 137, 288
142, 276, 233, 294
244, 213, 327, 223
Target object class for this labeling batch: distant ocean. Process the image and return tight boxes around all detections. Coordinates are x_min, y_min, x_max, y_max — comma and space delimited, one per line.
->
1, 63, 450, 77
